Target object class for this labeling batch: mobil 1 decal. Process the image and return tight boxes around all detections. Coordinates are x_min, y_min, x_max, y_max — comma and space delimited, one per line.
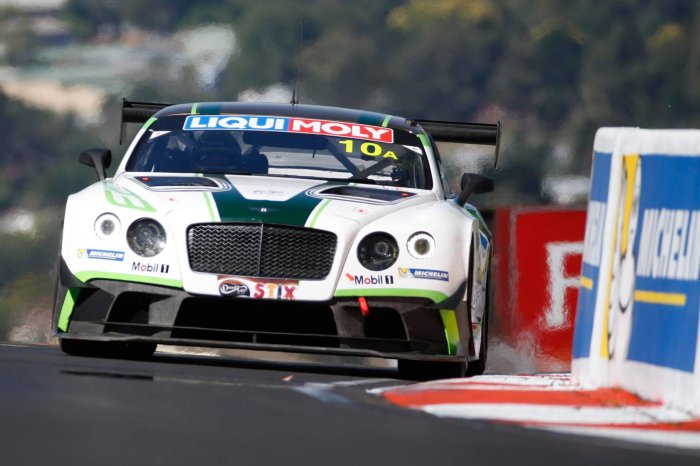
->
573, 150, 611, 360
183, 115, 393, 143
345, 273, 394, 286
605, 154, 700, 372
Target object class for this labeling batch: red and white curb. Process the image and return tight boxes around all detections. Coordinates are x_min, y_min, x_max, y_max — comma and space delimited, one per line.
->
370, 374, 700, 450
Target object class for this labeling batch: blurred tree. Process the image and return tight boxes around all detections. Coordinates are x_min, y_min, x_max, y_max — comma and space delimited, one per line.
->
0, 8, 38, 66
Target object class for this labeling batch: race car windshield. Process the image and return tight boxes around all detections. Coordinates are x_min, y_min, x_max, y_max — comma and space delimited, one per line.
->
125, 114, 432, 190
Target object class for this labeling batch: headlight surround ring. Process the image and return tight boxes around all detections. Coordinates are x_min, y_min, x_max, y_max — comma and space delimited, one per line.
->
357, 232, 399, 271
407, 232, 435, 260
94, 213, 121, 240
127, 218, 166, 257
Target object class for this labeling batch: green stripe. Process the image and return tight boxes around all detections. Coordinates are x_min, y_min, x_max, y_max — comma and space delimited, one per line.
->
57, 288, 80, 332
439, 309, 459, 355
104, 182, 156, 212
143, 117, 157, 130
381, 115, 392, 127
417, 134, 431, 150
307, 199, 331, 228
191, 103, 199, 114
211, 179, 324, 226
203, 191, 218, 221
334, 288, 448, 303
75, 271, 182, 289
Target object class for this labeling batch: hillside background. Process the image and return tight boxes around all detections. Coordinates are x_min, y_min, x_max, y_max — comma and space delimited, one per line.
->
1, 0, 699, 341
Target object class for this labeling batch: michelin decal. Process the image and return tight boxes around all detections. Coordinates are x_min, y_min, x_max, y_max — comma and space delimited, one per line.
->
398, 267, 449, 281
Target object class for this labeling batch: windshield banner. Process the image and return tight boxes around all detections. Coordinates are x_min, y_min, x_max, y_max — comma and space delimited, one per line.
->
183, 115, 394, 143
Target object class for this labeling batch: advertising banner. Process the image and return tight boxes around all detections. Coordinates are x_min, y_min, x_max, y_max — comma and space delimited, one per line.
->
493, 207, 586, 372
573, 128, 700, 415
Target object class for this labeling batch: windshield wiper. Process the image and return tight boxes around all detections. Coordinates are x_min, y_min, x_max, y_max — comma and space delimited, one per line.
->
342, 177, 377, 184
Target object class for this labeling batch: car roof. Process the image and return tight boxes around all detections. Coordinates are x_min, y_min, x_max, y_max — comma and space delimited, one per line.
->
153, 102, 420, 134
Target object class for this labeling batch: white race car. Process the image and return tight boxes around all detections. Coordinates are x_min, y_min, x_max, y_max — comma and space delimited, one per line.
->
53, 100, 498, 378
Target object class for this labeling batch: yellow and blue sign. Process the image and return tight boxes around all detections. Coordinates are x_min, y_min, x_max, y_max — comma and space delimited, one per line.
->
573, 150, 611, 359
625, 154, 700, 372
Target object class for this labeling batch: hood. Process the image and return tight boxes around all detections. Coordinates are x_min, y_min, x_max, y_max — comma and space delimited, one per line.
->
112, 173, 438, 228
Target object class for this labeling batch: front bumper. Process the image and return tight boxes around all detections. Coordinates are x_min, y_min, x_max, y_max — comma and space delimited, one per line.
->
55, 264, 465, 361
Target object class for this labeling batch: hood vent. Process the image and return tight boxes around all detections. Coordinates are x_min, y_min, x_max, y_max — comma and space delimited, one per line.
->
314, 185, 416, 204
132, 176, 230, 192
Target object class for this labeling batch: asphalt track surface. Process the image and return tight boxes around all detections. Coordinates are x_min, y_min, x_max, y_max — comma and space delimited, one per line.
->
1, 344, 698, 466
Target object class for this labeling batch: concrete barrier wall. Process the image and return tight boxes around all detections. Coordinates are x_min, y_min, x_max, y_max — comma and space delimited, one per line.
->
572, 128, 700, 415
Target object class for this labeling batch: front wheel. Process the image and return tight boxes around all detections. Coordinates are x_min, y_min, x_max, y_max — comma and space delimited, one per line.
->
397, 359, 466, 381
60, 338, 156, 360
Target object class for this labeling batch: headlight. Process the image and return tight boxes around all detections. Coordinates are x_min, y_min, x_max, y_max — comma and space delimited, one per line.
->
127, 218, 166, 257
357, 233, 399, 271
407, 232, 435, 260
95, 213, 120, 240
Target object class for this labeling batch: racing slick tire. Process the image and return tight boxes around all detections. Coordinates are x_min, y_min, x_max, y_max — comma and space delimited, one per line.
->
466, 274, 490, 376
59, 338, 157, 360
466, 304, 488, 376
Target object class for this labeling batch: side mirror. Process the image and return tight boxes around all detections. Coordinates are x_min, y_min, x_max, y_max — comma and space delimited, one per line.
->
456, 173, 494, 206
79, 148, 112, 181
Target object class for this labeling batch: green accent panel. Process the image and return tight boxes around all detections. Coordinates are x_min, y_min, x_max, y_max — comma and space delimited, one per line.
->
75, 271, 183, 289
417, 134, 431, 150
334, 288, 448, 303
57, 287, 80, 332
191, 103, 199, 114
439, 309, 459, 355
203, 191, 218, 221
307, 199, 331, 228
142, 117, 157, 130
197, 103, 223, 115
381, 115, 392, 127
211, 179, 324, 227
104, 183, 156, 212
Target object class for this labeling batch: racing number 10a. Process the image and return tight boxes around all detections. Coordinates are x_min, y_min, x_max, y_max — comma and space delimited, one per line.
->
339, 140, 398, 160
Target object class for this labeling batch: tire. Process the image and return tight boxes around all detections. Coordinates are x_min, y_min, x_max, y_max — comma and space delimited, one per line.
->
397, 359, 466, 381
466, 276, 490, 376
60, 338, 156, 360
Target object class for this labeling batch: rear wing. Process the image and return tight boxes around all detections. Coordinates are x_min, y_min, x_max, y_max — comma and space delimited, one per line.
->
120, 98, 169, 144
415, 120, 501, 168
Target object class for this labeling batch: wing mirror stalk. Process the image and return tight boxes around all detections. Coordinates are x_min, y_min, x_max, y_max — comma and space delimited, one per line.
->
456, 173, 494, 206
79, 148, 112, 181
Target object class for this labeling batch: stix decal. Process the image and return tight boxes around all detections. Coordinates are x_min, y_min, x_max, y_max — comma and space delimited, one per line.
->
183, 115, 394, 143
398, 267, 449, 282
217, 276, 297, 300
78, 249, 125, 261
253, 282, 296, 299
132, 262, 170, 274
345, 273, 394, 285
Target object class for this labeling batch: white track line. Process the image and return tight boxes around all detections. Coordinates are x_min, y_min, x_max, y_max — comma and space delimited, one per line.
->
420, 403, 693, 425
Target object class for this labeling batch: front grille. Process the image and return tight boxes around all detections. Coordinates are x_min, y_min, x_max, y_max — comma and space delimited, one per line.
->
188, 223, 337, 280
